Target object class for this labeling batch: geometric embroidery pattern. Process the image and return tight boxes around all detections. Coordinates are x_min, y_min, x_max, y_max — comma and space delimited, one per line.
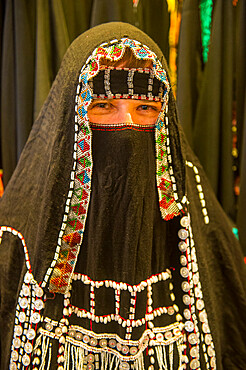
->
48, 38, 181, 294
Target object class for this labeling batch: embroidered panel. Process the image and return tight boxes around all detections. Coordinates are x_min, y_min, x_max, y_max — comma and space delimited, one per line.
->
1, 215, 217, 370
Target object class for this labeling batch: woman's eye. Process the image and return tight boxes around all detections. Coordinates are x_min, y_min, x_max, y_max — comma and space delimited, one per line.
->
140, 105, 152, 110
93, 102, 109, 109
138, 104, 160, 112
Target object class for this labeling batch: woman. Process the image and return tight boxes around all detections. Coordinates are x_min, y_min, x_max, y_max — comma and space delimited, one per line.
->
0, 22, 245, 370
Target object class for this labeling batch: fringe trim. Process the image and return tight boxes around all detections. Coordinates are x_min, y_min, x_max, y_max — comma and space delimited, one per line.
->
33, 334, 184, 369
33, 334, 52, 370
155, 338, 183, 370
62, 342, 145, 370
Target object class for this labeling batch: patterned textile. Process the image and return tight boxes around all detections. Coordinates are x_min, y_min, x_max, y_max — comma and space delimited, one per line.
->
89, 66, 165, 101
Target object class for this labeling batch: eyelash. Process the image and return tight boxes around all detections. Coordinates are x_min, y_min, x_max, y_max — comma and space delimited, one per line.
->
138, 105, 158, 111
90, 102, 159, 111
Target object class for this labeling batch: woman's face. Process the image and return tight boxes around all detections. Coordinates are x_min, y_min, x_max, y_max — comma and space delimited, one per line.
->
87, 98, 162, 125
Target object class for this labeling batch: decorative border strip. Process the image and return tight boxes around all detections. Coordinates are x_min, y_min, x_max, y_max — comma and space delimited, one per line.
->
62, 270, 179, 337
178, 213, 216, 369
90, 122, 155, 132
39, 320, 183, 364
186, 161, 209, 224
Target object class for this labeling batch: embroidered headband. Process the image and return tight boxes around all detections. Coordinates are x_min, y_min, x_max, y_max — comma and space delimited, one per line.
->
88, 66, 165, 101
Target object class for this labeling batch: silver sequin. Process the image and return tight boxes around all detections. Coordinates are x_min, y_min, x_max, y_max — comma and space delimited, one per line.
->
196, 299, 204, 311
34, 286, 44, 298
183, 308, 191, 320
75, 332, 83, 341
83, 335, 90, 343
19, 298, 28, 309
30, 312, 41, 324
11, 351, 19, 362
183, 294, 191, 305
26, 328, 36, 340
14, 325, 23, 336
188, 333, 198, 345
156, 333, 164, 341
180, 216, 190, 228
178, 229, 189, 240
24, 342, 33, 354
190, 346, 199, 358
164, 331, 172, 340
68, 329, 76, 337
180, 267, 189, 278
90, 337, 98, 346
45, 322, 53, 331
180, 255, 187, 266
22, 285, 30, 296
22, 354, 30, 366
130, 346, 138, 355
109, 339, 116, 348
122, 346, 129, 354
181, 281, 190, 292
34, 299, 44, 310
119, 362, 130, 370
178, 241, 187, 252
185, 321, 194, 332
205, 334, 212, 345
18, 312, 26, 323
87, 354, 95, 362
99, 339, 107, 347
190, 359, 200, 369
9, 363, 17, 370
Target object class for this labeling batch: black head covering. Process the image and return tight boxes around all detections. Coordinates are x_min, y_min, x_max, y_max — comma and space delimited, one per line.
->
0, 22, 245, 370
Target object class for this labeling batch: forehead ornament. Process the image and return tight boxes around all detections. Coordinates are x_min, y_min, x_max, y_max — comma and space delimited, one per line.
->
88, 66, 165, 101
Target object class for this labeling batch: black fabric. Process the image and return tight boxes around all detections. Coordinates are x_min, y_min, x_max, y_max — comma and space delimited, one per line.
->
78, 128, 170, 283
91, 67, 164, 99
0, 22, 245, 369
75, 127, 180, 347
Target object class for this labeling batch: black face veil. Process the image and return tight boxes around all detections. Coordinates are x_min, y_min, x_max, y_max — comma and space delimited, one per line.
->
0, 22, 245, 370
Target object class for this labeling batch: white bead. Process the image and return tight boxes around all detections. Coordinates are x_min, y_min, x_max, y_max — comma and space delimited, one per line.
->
59, 336, 65, 344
